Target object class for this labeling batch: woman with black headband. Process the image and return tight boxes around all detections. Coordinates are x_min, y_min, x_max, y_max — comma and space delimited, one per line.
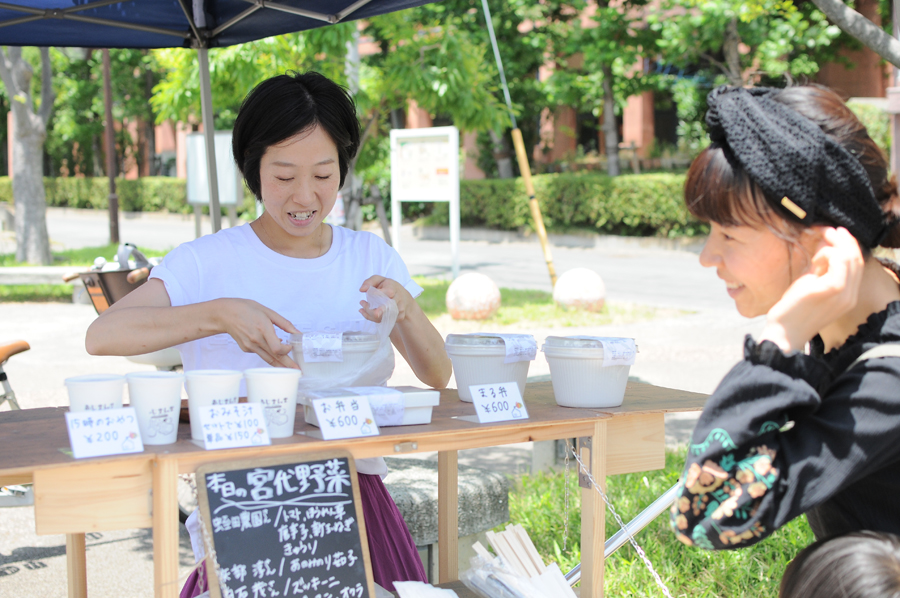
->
670, 85, 900, 550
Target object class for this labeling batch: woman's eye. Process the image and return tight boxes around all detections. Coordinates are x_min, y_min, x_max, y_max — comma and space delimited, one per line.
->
315, 175, 332, 180
275, 177, 293, 182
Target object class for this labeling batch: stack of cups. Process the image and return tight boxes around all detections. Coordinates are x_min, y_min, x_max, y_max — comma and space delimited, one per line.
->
126, 371, 185, 445
185, 370, 242, 442
244, 368, 302, 438
64, 374, 125, 412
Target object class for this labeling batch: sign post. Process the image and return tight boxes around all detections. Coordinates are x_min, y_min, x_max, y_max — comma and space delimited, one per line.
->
390, 126, 460, 278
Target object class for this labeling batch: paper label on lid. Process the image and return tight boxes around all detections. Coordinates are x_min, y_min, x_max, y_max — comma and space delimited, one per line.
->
302, 332, 343, 362
345, 387, 405, 427
496, 334, 537, 364
469, 382, 529, 423
574, 336, 637, 367
66, 407, 144, 459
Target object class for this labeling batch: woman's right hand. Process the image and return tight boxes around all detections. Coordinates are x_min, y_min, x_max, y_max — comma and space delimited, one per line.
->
759, 227, 865, 353
216, 298, 300, 369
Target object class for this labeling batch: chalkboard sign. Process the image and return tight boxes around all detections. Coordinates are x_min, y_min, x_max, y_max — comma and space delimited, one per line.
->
196, 451, 374, 598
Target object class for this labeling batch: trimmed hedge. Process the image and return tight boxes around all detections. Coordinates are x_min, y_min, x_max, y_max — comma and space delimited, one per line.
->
0, 176, 257, 215
430, 171, 705, 237
0, 171, 704, 237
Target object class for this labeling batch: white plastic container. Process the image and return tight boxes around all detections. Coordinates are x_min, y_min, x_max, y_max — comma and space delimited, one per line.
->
244, 368, 303, 438
126, 371, 184, 445
184, 369, 242, 441
65, 374, 125, 412
542, 336, 634, 408
290, 332, 379, 380
445, 334, 530, 402
300, 386, 440, 427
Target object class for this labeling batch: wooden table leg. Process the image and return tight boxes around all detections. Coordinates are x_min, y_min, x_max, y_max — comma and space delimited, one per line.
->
153, 458, 180, 598
437, 450, 458, 583
580, 420, 608, 598
66, 533, 88, 598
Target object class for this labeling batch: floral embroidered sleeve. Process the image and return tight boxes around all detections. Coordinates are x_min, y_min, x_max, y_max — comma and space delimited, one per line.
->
670, 335, 900, 550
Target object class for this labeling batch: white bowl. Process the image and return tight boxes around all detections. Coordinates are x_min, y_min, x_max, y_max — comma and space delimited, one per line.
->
542, 336, 633, 408
445, 334, 530, 402
290, 332, 380, 381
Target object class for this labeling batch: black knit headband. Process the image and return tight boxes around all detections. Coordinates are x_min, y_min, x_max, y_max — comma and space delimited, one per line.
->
705, 85, 887, 247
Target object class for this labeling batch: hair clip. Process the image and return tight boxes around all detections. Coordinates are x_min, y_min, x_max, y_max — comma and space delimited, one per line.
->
781, 196, 807, 219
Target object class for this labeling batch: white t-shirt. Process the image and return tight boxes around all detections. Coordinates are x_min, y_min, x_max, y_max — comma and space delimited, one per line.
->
150, 223, 422, 475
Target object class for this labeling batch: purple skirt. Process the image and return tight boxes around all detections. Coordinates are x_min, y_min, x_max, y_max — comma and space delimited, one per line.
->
180, 473, 426, 597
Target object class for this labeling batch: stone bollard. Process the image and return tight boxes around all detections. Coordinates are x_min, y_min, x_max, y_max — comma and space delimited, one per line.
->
553, 268, 606, 312
446, 273, 501, 320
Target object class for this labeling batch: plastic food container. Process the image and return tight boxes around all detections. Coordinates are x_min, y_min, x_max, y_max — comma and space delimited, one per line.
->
300, 386, 440, 427
290, 331, 379, 379
542, 336, 634, 408
445, 334, 530, 402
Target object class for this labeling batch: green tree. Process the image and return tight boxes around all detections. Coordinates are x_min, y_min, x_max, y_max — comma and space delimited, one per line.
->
649, 0, 841, 155
548, 0, 661, 176
47, 48, 161, 178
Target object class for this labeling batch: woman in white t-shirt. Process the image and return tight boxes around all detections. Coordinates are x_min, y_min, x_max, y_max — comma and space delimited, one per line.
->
86, 71, 451, 592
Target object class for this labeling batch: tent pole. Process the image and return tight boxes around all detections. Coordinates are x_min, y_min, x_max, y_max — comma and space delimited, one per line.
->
102, 49, 120, 245
197, 46, 221, 233
480, 0, 556, 287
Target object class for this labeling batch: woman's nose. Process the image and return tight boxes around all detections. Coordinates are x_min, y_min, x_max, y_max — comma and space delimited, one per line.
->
698, 237, 720, 269
289, 178, 314, 205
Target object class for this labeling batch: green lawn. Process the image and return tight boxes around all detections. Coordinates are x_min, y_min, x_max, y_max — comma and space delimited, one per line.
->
0, 244, 170, 302
414, 276, 685, 328
0, 243, 169, 267
500, 447, 813, 597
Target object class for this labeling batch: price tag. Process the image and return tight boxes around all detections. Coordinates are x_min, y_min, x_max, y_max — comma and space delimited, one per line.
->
469, 383, 528, 423
65, 407, 144, 459
496, 334, 537, 364
312, 395, 380, 440
302, 332, 343, 363
198, 403, 271, 450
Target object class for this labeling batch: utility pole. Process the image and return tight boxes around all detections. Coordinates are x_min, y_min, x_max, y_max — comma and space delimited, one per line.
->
102, 49, 119, 244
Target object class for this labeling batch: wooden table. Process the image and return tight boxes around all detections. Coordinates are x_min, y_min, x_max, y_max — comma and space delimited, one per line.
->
0, 381, 706, 598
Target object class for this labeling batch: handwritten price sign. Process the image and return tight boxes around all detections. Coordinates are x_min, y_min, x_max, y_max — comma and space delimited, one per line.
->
198, 403, 271, 450
66, 407, 144, 459
469, 383, 529, 424
312, 395, 380, 440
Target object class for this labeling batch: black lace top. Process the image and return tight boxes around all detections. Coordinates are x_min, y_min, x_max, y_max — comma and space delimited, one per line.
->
670, 261, 900, 550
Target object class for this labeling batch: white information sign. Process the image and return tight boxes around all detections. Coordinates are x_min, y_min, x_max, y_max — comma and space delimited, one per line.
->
198, 403, 271, 450
469, 383, 529, 424
312, 395, 380, 440
66, 407, 144, 459
186, 131, 241, 206
390, 126, 460, 278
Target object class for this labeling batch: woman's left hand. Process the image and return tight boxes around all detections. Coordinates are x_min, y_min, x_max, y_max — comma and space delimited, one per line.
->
359, 275, 415, 323
760, 226, 865, 352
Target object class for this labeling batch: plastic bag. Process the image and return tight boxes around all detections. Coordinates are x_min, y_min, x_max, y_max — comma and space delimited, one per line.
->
296, 285, 398, 393
460, 555, 549, 598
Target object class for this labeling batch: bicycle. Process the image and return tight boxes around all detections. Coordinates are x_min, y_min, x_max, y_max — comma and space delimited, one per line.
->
0, 340, 33, 506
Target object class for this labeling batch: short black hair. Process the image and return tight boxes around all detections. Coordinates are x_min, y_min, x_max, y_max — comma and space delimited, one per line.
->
232, 71, 360, 199
780, 531, 900, 598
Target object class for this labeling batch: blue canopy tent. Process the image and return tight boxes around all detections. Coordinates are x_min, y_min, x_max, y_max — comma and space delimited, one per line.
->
0, 0, 434, 232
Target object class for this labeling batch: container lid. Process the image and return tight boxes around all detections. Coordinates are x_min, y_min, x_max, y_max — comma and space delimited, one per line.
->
445, 333, 507, 347
542, 336, 637, 367
290, 331, 378, 344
